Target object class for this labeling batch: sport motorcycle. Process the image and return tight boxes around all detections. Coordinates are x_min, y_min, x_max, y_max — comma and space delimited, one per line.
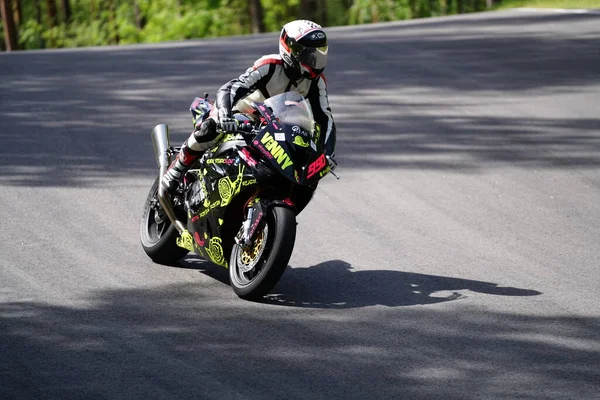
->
140, 91, 337, 300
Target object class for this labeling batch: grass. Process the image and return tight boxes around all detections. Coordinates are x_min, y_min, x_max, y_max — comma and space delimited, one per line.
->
494, 0, 600, 9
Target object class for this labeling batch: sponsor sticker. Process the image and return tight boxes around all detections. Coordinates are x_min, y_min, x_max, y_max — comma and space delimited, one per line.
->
275, 133, 285, 141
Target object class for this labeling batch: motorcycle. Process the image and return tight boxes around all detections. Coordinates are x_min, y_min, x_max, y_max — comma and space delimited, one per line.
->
140, 91, 337, 300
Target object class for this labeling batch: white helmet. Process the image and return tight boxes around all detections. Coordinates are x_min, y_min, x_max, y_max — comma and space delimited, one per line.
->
279, 20, 328, 80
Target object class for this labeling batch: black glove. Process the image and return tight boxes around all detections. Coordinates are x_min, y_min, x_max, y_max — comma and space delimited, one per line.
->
218, 107, 237, 133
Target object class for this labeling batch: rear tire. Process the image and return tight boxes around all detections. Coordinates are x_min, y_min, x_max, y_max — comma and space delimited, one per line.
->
140, 177, 189, 265
229, 206, 296, 300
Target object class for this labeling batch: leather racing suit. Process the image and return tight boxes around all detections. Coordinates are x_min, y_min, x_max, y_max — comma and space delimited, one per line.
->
161, 54, 336, 194
216, 54, 336, 157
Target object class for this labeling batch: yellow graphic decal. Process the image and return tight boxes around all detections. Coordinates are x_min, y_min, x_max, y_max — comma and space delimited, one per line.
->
218, 164, 245, 207
219, 179, 233, 204
205, 237, 227, 267
221, 134, 238, 142
293, 135, 310, 148
176, 230, 194, 251
314, 123, 321, 143
261, 132, 294, 170
206, 158, 236, 165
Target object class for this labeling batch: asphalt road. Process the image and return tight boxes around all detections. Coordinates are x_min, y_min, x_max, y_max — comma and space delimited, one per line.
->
1, 9, 599, 399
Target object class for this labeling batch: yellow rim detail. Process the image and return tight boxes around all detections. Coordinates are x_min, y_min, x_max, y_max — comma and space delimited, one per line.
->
240, 230, 265, 265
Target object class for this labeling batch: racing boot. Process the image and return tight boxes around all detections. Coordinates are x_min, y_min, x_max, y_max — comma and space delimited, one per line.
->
161, 141, 198, 194
161, 119, 221, 194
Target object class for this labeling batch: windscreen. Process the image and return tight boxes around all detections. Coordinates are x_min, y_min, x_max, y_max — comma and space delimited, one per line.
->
264, 92, 315, 135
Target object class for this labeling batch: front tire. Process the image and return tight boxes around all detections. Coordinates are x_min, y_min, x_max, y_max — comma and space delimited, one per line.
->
229, 206, 296, 300
140, 177, 189, 265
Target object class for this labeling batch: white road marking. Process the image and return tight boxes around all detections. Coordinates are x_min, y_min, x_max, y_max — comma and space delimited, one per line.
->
515, 7, 600, 15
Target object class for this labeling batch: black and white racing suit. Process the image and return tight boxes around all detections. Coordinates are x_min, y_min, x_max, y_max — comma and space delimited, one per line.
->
214, 54, 336, 157
162, 54, 336, 193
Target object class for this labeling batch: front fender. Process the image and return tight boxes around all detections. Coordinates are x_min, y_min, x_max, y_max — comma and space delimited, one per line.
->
245, 197, 297, 244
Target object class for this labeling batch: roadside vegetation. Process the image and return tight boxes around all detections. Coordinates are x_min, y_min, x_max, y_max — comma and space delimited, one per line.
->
1, 0, 598, 51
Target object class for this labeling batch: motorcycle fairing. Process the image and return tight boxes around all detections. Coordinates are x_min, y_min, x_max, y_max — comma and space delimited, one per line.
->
252, 123, 329, 186
182, 147, 264, 267
177, 92, 330, 267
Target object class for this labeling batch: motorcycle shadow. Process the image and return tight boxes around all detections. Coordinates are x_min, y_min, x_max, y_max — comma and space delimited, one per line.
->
175, 256, 231, 286
261, 260, 541, 309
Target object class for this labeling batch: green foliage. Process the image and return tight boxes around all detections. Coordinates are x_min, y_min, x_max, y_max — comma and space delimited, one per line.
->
261, 0, 300, 32
349, 0, 412, 24
2, 0, 500, 51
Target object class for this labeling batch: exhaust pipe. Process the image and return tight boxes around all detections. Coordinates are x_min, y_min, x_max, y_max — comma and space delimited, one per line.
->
151, 123, 171, 173
151, 124, 186, 234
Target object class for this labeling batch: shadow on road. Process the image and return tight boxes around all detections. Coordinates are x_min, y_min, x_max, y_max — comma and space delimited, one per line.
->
0, 12, 599, 187
176, 255, 231, 286
170, 257, 540, 309
263, 259, 541, 308
1, 282, 598, 399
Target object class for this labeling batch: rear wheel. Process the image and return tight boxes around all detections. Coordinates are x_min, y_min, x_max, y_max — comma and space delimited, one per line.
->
140, 177, 189, 265
229, 206, 296, 300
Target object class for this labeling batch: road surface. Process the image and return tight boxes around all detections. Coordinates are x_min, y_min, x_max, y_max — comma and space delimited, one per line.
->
1, 9, 599, 399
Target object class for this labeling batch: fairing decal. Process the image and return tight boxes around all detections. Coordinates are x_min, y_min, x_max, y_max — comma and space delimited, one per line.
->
205, 237, 227, 267
176, 230, 194, 251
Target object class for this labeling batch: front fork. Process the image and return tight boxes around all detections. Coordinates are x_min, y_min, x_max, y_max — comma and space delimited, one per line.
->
236, 197, 264, 246
235, 195, 297, 246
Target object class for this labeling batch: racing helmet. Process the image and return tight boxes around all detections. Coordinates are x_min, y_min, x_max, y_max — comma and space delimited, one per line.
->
279, 20, 328, 81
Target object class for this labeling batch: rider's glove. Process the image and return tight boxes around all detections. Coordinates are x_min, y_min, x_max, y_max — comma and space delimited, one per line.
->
218, 107, 237, 133
220, 117, 238, 133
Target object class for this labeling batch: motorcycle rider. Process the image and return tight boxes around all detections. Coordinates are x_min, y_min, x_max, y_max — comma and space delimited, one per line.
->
161, 19, 337, 193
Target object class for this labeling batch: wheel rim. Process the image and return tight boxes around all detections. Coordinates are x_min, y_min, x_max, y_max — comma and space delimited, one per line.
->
234, 224, 269, 283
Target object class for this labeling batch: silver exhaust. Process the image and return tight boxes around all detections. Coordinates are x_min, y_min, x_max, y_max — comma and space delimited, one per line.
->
151, 124, 186, 234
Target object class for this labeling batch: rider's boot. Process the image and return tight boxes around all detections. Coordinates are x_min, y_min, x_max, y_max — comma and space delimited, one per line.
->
161, 141, 198, 194
161, 118, 221, 194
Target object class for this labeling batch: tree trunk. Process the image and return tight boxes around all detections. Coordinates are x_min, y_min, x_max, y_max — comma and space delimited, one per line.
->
300, 0, 316, 23
12, 0, 20, 25
134, 1, 143, 29
1, 0, 19, 50
46, 0, 58, 27
35, 0, 44, 47
61, 0, 71, 23
248, 0, 265, 33
108, 0, 119, 44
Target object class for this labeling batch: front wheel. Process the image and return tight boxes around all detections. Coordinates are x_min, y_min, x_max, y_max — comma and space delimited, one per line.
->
140, 177, 189, 265
229, 206, 296, 300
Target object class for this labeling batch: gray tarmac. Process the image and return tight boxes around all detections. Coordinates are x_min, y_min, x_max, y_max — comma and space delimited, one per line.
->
1, 9, 599, 399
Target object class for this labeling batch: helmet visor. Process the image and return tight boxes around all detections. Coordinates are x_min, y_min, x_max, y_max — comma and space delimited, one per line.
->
298, 45, 328, 72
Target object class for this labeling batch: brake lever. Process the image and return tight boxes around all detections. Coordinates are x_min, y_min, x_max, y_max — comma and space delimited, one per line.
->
326, 155, 340, 180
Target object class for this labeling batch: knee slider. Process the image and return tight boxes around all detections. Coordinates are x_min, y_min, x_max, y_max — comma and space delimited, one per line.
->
194, 119, 219, 142
188, 119, 222, 152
